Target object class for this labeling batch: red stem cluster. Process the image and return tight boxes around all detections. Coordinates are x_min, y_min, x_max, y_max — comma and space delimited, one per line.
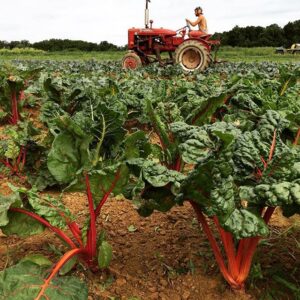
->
0, 146, 27, 177
9, 169, 121, 298
10, 90, 24, 125
190, 202, 275, 290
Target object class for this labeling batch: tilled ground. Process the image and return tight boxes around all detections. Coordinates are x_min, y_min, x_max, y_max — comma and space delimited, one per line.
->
0, 180, 299, 300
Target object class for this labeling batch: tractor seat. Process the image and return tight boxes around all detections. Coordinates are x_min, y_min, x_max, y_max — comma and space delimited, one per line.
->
189, 31, 211, 40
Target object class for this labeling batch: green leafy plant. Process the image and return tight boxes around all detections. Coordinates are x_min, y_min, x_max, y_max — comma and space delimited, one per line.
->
126, 99, 300, 291
0, 111, 130, 298
0, 64, 41, 124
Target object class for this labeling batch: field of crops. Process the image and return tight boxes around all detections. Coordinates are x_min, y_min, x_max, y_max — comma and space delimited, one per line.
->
1, 47, 300, 63
0, 60, 299, 300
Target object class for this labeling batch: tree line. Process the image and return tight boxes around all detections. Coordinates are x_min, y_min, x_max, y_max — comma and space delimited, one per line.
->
0, 19, 299, 51
0, 39, 126, 51
213, 20, 300, 47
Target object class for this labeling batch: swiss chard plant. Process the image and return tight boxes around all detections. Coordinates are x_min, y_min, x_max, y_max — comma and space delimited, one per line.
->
0, 122, 39, 178
0, 109, 130, 298
126, 88, 300, 291
0, 65, 41, 124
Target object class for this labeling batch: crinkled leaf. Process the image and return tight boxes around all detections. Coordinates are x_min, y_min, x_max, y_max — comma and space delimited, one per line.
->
170, 122, 215, 164
135, 186, 176, 217
210, 177, 236, 224
127, 158, 185, 187
223, 209, 269, 240
241, 182, 300, 207
27, 190, 73, 229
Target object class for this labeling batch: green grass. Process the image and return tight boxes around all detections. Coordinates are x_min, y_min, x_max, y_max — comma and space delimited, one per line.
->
0, 50, 125, 61
217, 46, 300, 63
0, 47, 299, 63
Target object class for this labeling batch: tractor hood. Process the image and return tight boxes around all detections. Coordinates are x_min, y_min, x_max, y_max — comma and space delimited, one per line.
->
128, 28, 177, 36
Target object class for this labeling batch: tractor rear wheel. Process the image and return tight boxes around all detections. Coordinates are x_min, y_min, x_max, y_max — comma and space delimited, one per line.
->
122, 52, 142, 70
175, 41, 210, 71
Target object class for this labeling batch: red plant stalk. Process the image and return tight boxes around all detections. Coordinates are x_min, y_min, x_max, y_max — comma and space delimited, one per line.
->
47, 201, 83, 248
191, 201, 276, 289
235, 205, 266, 270
170, 156, 182, 172
94, 169, 121, 217
190, 201, 240, 289
68, 222, 83, 248
213, 217, 239, 280
10, 90, 19, 125
10, 208, 77, 249
0, 159, 14, 171
0, 146, 27, 176
236, 206, 273, 284
85, 173, 97, 260
34, 248, 87, 300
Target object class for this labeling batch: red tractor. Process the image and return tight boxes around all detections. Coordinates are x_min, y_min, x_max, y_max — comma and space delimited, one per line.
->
122, 0, 220, 72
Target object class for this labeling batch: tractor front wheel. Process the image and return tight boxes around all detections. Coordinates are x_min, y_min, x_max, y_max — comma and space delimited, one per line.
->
175, 41, 210, 72
122, 52, 142, 70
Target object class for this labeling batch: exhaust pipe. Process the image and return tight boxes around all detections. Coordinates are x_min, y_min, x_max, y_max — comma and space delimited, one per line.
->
145, 0, 151, 28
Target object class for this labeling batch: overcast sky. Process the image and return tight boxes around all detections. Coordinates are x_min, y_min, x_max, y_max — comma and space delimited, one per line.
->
0, 0, 299, 45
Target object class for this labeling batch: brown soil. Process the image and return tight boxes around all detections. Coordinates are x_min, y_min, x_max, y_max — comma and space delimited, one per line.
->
0, 180, 299, 300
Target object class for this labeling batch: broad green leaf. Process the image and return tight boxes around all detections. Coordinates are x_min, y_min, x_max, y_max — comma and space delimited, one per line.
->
211, 177, 236, 223
191, 93, 231, 126
98, 241, 113, 269
123, 131, 152, 159
1, 211, 45, 237
47, 132, 80, 184
27, 189, 73, 229
0, 193, 22, 226
7, 185, 73, 229
20, 254, 53, 267
0, 261, 88, 300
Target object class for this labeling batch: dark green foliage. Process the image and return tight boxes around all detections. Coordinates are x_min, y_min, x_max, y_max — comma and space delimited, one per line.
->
214, 19, 300, 47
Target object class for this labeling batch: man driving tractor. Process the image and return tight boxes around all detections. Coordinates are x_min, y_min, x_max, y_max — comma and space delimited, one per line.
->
186, 6, 208, 38
122, 1, 219, 71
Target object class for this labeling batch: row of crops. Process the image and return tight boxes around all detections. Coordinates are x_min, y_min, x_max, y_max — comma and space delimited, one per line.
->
0, 60, 299, 299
